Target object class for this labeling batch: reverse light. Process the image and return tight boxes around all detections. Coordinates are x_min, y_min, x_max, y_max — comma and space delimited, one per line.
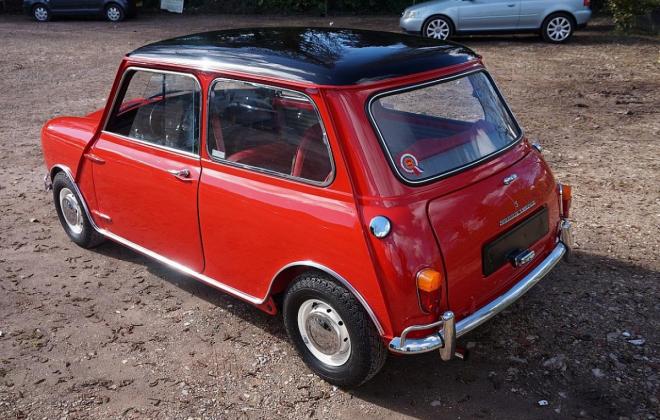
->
417, 268, 443, 314
559, 183, 572, 218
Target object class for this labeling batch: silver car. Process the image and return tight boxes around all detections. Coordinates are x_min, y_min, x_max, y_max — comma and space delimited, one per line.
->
400, 0, 592, 43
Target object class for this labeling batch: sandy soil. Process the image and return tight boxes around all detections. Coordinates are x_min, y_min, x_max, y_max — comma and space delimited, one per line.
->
0, 13, 658, 420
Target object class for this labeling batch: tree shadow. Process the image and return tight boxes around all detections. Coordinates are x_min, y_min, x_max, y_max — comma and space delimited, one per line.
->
92, 241, 658, 419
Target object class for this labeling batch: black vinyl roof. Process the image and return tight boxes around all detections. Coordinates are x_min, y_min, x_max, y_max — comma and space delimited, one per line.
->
127, 27, 479, 86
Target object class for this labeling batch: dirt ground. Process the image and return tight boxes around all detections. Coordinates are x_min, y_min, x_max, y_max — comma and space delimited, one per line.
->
0, 12, 658, 420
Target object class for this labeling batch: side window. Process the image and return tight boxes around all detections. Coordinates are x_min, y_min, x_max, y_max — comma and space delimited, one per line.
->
105, 70, 201, 155
207, 80, 333, 184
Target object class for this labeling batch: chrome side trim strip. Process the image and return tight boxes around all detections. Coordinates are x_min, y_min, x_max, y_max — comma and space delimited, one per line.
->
388, 242, 566, 354
49, 165, 385, 332
98, 228, 264, 305
269, 261, 385, 335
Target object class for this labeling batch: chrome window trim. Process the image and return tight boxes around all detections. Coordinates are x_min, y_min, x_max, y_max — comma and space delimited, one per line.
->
205, 77, 336, 188
49, 166, 384, 334
366, 68, 524, 186
99, 131, 201, 160
102, 66, 203, 157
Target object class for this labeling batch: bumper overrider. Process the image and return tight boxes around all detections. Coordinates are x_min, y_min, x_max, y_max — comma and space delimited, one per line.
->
389, 220, 572, 359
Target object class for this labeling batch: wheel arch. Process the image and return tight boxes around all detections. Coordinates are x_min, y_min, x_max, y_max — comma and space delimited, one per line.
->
268, 261, 385, 335
542, 10, 578, 29
422, 13, 456, 34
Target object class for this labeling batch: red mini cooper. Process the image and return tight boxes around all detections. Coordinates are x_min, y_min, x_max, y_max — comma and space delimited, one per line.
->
41, 28, 573, 387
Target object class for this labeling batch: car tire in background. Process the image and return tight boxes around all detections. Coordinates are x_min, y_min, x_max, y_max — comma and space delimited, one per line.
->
541, 13, 575, 43
422, 15, 454, 40
32, 4, 50, 22
283, 271, 387, 388
105, 3, 125, 22
52, 172, 105, 249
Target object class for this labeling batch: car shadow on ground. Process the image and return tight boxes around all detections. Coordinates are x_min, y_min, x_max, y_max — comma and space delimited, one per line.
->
91, 242, 658, 419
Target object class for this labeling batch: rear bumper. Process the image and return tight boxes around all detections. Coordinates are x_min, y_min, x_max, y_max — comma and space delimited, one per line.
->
389, 222, 571, 357
574, 9, 592, 26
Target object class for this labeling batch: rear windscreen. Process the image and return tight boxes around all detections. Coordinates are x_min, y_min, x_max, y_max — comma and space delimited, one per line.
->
369, 71, 521, 183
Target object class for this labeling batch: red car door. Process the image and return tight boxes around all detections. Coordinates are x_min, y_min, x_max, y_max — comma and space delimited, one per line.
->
89, 68, 205, 272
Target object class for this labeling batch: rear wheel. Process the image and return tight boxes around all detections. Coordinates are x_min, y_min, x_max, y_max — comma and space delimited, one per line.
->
542, 13, 574, 43
423, 15, 453, 40
283, 271, 387, 388
32, 4, 50, 22
105, 3, 125, 22
53, 172, 104, 248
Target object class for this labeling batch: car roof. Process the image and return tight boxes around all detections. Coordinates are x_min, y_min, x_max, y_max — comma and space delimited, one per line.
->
127, 27, 479, 86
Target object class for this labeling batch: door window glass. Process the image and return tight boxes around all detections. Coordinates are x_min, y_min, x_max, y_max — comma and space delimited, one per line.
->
105, 69, 201, 155
207, 80, 333, 184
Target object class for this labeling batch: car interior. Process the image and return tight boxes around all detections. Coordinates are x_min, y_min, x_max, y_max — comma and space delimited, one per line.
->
208, 87, 332, 183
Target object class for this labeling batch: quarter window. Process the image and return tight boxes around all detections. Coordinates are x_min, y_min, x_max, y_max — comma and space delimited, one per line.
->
207, 80, 333, 184
105, 69, 201, 155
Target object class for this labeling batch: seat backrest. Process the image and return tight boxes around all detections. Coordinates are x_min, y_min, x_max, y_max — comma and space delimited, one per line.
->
291, 124, 332, 183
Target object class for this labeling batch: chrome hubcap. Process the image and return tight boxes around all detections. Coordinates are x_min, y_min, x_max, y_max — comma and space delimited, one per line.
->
59, 187, 84, 235
297, 299, 351, 366
107, 7, 121, 21
34, 7, 48, 21
547, 17, 571, 41
426, 19, 450, 40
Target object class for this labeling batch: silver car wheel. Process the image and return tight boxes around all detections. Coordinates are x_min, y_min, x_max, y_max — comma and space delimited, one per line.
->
425, 18, 450, 40
59, 187, 84, 235
547, 16, 572, 42
106, 6, 121, 21
297, 299, 351, 366
33, 6, 49, 21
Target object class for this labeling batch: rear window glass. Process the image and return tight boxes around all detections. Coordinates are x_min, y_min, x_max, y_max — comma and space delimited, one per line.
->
369, 71, 521, 183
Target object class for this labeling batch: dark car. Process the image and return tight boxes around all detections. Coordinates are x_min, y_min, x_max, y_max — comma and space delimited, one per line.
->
24, 0, 139, 22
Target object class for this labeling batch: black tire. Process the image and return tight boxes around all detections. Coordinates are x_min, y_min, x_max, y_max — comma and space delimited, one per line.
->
283, 271, 387, 388
541, 13, 575, 43
422, 15, 454, 40
52, 172, 105, 249
105, 3, 125, 22
32, 4, 50, 22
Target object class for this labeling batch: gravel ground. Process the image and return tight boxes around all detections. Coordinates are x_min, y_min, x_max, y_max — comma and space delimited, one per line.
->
0, 13, 658, 420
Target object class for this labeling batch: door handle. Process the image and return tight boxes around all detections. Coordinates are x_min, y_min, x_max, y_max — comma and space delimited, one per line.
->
167, 168, 192, 181
507, 3, 516, 6
84, 153, 105, 164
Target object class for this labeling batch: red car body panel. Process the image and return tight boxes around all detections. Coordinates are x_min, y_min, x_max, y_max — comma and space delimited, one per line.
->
41, 30, 566, 345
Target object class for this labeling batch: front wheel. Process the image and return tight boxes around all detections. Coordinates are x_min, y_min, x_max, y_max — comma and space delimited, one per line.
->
105, 3, 125, 22
283, 271, 387, 388
32, 4, 50, 22
542, 13, 574, 43
52, 172, 104, 249
423, 16, 453, 40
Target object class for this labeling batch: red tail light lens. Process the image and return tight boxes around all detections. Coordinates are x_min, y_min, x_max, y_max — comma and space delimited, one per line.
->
583, 0, 591, 7
560, 184, 572, 218
417, 268, 443, 314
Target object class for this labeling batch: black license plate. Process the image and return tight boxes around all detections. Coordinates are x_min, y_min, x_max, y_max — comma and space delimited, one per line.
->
482, 207, 549, 276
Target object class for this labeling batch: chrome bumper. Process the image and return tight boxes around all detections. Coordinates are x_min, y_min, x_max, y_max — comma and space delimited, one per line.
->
389, 237, 570, 358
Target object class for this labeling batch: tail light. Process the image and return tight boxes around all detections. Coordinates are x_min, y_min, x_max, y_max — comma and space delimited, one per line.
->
559, 183, 572, 218
583, 0, 591, 7
417, 268, 443, 314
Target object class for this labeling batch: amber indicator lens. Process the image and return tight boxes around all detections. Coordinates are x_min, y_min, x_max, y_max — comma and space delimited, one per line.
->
417, 268, 442, 313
